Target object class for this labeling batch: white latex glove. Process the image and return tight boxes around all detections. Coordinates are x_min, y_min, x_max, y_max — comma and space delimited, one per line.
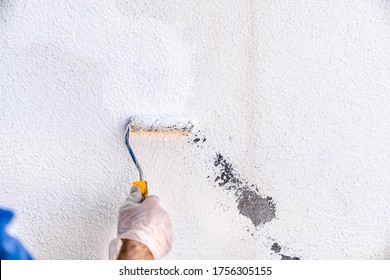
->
109, 186, 173, 260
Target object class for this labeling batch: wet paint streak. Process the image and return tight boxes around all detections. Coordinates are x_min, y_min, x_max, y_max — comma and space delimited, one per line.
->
213, 153, 275, 226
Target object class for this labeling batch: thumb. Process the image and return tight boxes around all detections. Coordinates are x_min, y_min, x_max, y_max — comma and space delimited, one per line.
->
124, 186, 143, 204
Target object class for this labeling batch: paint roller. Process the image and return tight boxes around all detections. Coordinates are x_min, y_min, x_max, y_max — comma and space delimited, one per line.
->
125, 114, 195, 201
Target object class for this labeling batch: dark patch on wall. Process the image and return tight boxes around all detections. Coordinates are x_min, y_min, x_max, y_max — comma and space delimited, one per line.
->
270, 241, 300, 260
281, 254, 300, 260
213, 153, 275, 226
271, 242, 281, 253
188, 130, 206, 147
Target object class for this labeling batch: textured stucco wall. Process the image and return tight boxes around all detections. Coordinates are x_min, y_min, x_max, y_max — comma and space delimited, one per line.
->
1, 0, 390, 259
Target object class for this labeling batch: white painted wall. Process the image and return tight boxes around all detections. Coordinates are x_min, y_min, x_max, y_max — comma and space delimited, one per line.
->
1, 0, 390, 259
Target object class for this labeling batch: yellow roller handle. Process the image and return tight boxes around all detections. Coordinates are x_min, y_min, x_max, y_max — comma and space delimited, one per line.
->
132, 180, 148, 201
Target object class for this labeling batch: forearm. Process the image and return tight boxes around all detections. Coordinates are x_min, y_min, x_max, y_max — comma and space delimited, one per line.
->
117, 239, 154, 260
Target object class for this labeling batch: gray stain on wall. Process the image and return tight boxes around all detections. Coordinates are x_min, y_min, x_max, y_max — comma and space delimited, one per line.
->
281, 254, 300, 260
271, 242, 300, 260
213, 153, 275, 226
271, 242, 282, 253
188, 133, 300, 257
188, 131, 207, 148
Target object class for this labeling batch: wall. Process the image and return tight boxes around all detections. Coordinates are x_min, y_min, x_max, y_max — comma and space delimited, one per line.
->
1, 0, 390, 259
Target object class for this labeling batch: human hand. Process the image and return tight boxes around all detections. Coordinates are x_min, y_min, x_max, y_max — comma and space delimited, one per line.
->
109, 187, 173, 260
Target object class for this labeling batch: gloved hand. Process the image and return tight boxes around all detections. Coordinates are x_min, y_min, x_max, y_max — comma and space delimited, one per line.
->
109, 187, 173, 260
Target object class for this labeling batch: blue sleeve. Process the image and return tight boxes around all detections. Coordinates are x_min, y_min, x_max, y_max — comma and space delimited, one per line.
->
0, 208, 34, 260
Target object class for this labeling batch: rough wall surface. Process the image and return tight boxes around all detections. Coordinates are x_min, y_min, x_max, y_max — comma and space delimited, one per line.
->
1, 0, 390, 259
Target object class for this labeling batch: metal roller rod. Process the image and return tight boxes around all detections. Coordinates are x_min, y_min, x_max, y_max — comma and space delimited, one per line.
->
125, 126, 144, 181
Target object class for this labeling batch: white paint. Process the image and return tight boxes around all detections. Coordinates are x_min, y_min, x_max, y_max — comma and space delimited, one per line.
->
1, 0, 390, 259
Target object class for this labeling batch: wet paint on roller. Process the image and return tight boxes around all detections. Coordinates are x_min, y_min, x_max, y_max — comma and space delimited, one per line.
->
213, 153, 276, 227
129, 114, 195, 133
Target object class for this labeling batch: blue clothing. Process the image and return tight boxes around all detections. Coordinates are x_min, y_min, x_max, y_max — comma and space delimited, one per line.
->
0, 208, 33, 260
